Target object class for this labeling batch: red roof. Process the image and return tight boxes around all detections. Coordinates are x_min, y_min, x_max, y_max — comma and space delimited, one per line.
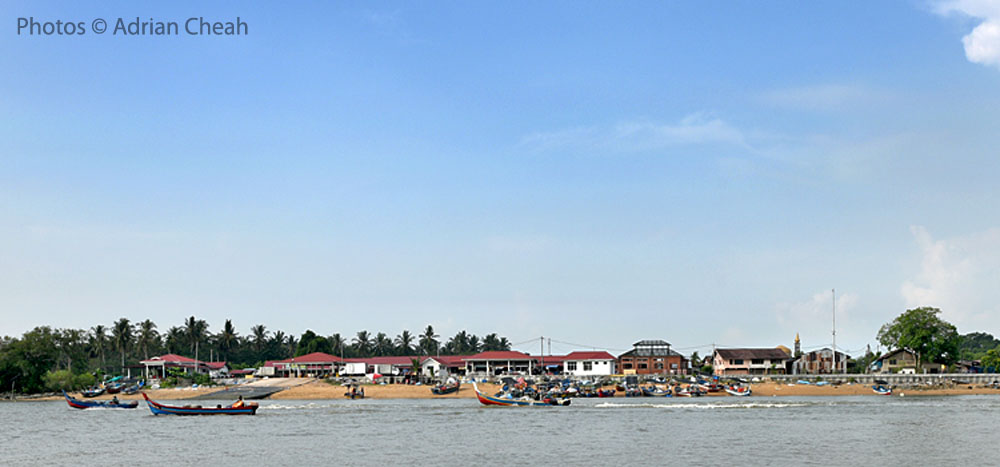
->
204, 361, 228, 370
141, 353, 198, 364
344, 356, 423, 366
465, 351, 532, 360
427, 355, 467, 367
564, 351, 616, 361
280, 352, 343, 364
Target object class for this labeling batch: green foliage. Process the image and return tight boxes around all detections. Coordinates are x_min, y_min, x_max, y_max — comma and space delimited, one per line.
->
74, 373, 95, 389
43, 369, 76, 391
958, 332, 1000, 361
296, 330, 332, 356
700, 364, 713, 374
877, 307, 960, 369
192, 373, 213, 386
982, 347, 1000, 372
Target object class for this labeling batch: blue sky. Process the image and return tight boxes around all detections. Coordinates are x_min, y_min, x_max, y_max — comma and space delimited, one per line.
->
3, 1, 1000, 357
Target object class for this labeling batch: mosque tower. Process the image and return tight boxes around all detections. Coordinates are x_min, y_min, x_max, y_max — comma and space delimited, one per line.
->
794, 333, 801, 357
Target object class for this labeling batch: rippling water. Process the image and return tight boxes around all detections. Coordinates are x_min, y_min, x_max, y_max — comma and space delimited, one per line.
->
2, 395, 997, 465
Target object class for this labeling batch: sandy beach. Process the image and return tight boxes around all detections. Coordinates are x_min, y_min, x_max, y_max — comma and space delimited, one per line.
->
32, 378, 1000, 402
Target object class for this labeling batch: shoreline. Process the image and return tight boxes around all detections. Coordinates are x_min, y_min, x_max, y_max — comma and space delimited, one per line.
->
19, 380, 1000, 401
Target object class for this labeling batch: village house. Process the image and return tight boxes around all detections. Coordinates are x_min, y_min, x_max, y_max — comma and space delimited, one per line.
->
464, 350, 536, 375
421, 355, 467, 381
792, 348, 850, 374
562, 351, 616, 376
872, 349, 947, 374
617, 340, 689, 375
263, 352, 343, 378
713, 348, 790, 375
140, 354, 227, 380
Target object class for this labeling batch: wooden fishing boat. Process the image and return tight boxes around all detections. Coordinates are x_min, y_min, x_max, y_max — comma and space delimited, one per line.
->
674, 385, 706, 397
142, 393, 258, 415
430, 381, 461, 395
641, 386, 673, 397
80, 387, 105, 398
725, 386, 752, 397
473, 383, 570, 407
596, 389, 616, 398
872, 385, 892, 396
63, 391, 138, 409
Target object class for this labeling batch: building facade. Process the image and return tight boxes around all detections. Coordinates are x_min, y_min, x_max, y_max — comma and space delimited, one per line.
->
713, 348, 790, 375
562, 351, 616, 376
617, 340, 689, 375
792, 348, 849, 374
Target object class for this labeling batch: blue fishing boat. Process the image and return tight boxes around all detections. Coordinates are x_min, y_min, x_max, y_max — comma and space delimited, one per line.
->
142, 393, 258, 415
63, 391, 138, 409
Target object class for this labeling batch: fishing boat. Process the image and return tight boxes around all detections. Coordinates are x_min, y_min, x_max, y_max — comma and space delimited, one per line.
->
473, 382, 570, 407
596, 389, 616, 398
431, 381, 461, 395
63, 391, 138, 409
725, 385, 752, 397
674, 385, 706, 397
872, 385, 892, 396
80, 387, 105, 398
641, 386, 673, 397
142, 393, 258, 415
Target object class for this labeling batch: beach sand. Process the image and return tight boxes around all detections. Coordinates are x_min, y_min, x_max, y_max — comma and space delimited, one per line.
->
34, 379, 1000, 401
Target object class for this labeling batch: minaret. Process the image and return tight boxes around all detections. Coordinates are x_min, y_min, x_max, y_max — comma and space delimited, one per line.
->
794, 333, 801, 357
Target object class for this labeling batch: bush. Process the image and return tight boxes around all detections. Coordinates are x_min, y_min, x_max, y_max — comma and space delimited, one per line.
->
74, 373, 95, 389
43, 370, 75, 391
192, 373, 213, 386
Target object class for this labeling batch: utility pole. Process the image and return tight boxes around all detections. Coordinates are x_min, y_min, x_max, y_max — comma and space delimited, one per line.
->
540, 336, 544, 375
832, 288, 837, 377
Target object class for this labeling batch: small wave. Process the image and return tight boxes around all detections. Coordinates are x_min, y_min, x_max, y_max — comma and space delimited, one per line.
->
594, 402, 810, 409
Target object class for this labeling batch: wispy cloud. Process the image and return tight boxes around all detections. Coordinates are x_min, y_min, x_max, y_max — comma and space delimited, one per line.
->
757, 84, 883, 112
520, 112, 750, 154
901, 226, 1000, 331
934, 0, 1000, 69
775, 290, 860, 349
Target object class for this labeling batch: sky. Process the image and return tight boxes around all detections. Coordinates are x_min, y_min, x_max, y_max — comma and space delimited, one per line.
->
2, 1, 1000, 358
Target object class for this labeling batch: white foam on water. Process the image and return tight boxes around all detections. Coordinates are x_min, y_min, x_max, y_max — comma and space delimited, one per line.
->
594, 402, 810, 409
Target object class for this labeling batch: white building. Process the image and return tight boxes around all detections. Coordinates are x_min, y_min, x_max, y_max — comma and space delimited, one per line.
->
562, 351, 616, 376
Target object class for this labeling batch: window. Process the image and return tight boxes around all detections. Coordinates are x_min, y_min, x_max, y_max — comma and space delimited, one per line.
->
733, 359, 744, 365
583, 362, 593, 371
623, 362, 633, 369
670, 363, 678, 369
638, 362, 648, 369
566, 362, 577, 371
654, 363, 664, 370
751, 359, 764, 365
889, 359, 897, 365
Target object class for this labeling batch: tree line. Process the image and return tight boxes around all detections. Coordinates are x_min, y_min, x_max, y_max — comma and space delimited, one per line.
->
0, 317, 511, 394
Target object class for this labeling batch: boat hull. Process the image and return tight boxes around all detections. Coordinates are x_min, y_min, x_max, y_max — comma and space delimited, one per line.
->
64, 391, 138, 409
431, 384, 460, 395
142, 393, 258, 415
473, 383, 569, 407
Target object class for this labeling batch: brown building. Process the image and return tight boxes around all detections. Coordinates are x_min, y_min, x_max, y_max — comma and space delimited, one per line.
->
617, 340, 689, 375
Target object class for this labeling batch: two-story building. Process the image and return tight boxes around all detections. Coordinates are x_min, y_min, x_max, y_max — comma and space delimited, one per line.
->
792, 348, 850, 374
617, 340, 689, 375
713, 348, 790, 375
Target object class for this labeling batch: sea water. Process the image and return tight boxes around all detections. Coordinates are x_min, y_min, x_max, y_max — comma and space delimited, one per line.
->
1, 395, 997, 465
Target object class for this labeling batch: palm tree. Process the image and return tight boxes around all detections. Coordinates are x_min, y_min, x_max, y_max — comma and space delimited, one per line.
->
353, 331, 372, 357
374, 333, 392, 356
217, 319, 238, 361
419, 325, 439, 356
165, 326, 186, 354
395, 330, 415, 355
90, 325, 108, 368
468, 335, 481, 354
184, 316, 208, 361
330, 333, 346, 359
482, 333, 500, 351
136, 319, 159, 360
111, 318, 133, 375
498, 337, 511, 351
251, 324, 268, 352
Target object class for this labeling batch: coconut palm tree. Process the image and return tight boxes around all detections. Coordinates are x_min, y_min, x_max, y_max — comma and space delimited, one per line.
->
184, 316, 208, 361
329, 333, 346, 359
217, 319, 238, 361
374, 333, 393, 356
251, 324, 268, 352
353, 330, 372, 357
136, 319, 159, 360
395, 330, 415, 355
165, 326, 186, 354
90, 325, 108, 368
419, 325, 439, 356
111, 318, 133, 374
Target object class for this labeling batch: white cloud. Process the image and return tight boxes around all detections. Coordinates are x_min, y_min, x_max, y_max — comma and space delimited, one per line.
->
901, 226, 1000, 332
758, 84, 878, 112
520, 112, 750, 154
935, 0, 1000, 69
